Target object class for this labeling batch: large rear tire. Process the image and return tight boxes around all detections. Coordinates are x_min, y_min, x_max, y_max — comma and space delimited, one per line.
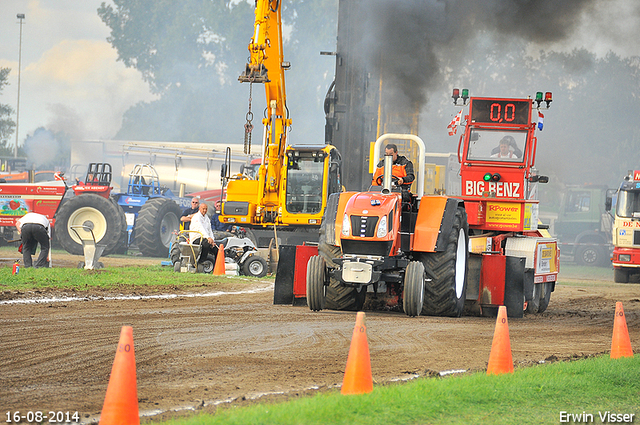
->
55, 194, 125, 256
306, 255, 327, 311
134, 198, 181, 257
421, 206, 469, 317
614, 268, 630, 283
403, 261, 425, 317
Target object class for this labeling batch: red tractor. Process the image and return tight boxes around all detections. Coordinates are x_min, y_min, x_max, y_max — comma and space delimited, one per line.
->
0, 163, 125, 256
306, 92, 558, 317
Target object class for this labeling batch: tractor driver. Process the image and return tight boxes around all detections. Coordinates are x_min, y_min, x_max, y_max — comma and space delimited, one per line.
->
372, 144, 415, 192
189, 202, 218, 264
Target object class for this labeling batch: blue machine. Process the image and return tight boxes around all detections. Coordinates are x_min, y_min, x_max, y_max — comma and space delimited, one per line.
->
113, 164, 190, 257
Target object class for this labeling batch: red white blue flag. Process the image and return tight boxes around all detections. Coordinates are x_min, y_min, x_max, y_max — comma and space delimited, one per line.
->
537, 111, 544, 130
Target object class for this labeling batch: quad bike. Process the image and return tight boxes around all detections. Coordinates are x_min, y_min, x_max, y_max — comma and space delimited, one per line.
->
170, 228, 268, 277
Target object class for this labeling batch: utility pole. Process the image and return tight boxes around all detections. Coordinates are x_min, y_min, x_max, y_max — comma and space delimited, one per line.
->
15, 13, 25, 158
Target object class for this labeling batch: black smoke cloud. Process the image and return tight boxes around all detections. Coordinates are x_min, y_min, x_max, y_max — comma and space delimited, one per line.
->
357, 0, 604, 110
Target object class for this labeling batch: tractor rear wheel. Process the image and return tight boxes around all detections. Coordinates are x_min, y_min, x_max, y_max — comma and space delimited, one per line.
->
325, 280, 366, 311
403, 261, 425, 317
421, 206, 469, 317
134, 198, 181, 257
55, 194, 124, 256
306, 255, 327, 311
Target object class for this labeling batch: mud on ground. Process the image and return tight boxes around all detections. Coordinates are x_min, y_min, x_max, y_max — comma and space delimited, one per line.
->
1, 251, 638, 423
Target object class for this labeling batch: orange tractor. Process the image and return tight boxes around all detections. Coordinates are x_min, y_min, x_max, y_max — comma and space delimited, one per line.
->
305, 92, 558, 317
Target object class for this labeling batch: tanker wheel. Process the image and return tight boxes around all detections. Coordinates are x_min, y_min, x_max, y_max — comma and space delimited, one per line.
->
55, 194, 124, 256
242, 255, 268, 277
575, 245, 606, 267
306, 255, 327, 311
614, 268, 630, 283
421, 206, 469, 317
134, 198, 181, 257
403, 261, 425, 317
526, 282, 553, 314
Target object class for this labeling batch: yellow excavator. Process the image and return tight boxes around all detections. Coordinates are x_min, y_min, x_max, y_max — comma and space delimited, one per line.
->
221, 0, 342, 232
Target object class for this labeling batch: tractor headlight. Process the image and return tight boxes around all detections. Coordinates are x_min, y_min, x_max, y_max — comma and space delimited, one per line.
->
376, 215, 388, 238
341, 213, 351, 236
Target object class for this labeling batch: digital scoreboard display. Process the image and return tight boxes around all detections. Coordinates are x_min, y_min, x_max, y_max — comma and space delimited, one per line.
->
470, 99, 531, 125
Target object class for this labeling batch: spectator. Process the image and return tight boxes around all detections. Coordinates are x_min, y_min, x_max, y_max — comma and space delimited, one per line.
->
180, 196, 200, 230
189, 203, 218, 264
16, 212, 51, 268
211, 200, 234, 237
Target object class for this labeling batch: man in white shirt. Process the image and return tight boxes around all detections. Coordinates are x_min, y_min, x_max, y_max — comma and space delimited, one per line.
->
189, 203, 218, 263
16, 212, 51, 268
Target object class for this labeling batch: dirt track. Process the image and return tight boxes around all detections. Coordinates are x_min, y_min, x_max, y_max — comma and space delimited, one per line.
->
1, 252, 639, 423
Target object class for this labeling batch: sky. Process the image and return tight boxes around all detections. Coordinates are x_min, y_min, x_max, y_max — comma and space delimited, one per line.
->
0, 0, 639, 151
0, 0, 155, 145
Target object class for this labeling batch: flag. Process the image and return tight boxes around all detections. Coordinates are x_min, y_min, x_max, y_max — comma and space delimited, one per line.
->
447, 109, 463, 136
537, 111, 544, 130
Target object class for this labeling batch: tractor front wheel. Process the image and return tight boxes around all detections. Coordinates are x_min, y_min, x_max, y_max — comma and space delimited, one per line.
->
306, 255, 327, 311
403, 261, 425, 317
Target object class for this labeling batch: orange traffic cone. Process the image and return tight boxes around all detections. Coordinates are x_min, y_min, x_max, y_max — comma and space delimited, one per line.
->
611, 302, 634, 359
213, 244, 226, 275
486, 305, 514, 375
99, 326, 139, 425
341, 311, 373, 395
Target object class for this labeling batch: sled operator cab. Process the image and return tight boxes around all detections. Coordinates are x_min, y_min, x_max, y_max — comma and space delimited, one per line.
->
454, 91, 559, 316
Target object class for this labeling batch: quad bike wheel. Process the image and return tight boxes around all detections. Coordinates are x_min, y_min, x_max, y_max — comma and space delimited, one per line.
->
242, 255, 268, 277
135, 198, 181, 257
55, 194, 124, 256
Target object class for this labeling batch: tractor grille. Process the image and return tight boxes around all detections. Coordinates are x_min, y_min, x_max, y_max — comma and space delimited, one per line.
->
341, 240, 392, 256
350, 215, 378, 238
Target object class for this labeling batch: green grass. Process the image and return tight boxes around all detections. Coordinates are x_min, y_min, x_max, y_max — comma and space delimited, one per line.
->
156, 355, 640, 425
0, 250, 272, 291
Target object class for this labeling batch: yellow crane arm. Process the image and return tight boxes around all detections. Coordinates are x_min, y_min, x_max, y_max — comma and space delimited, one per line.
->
239, 0, 291, 198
